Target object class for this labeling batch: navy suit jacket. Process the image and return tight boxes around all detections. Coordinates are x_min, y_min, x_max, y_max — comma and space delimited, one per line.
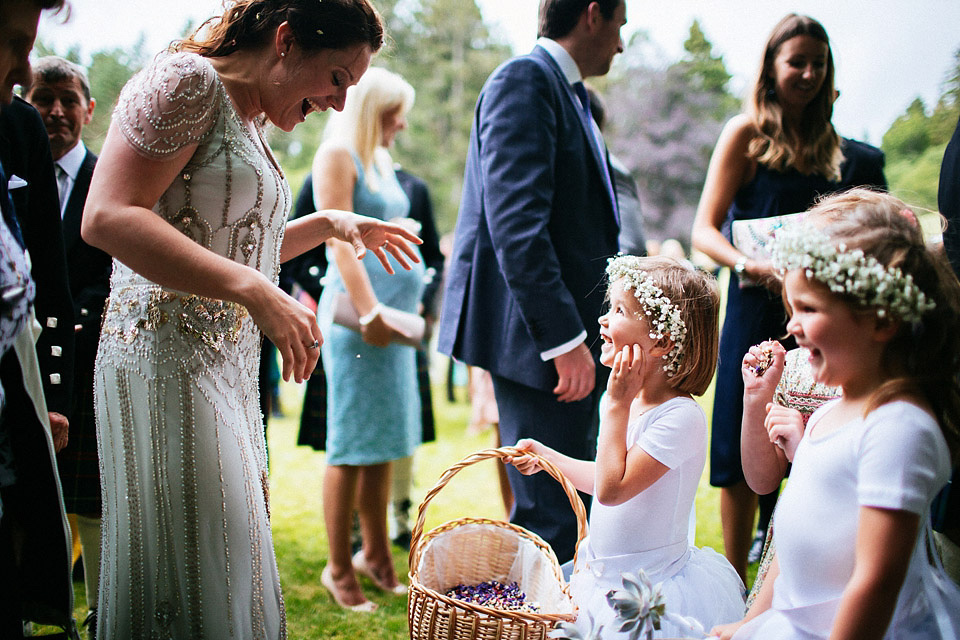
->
438, 45, 620, 393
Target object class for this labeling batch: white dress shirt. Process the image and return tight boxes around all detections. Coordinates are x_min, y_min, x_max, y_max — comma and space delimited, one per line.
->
55, 140, 86, 218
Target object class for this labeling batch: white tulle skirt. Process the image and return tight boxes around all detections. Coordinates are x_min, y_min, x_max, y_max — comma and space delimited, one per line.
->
570, 539, 745, 639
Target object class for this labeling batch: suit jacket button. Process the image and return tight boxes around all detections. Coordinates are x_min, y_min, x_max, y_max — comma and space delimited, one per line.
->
49, 373, 61, 385
51, 346, 62, 357
80, 308, 89, 316
46, 317, 58, 328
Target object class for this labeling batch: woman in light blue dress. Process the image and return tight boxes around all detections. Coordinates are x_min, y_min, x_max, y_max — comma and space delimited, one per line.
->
313, 67, 424, 612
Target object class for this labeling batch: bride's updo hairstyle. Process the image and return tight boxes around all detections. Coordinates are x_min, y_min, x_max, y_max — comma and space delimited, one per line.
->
174, 0, 383, 58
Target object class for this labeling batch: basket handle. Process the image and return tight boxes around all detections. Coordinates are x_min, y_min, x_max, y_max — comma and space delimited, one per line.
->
408, 446, 589, 575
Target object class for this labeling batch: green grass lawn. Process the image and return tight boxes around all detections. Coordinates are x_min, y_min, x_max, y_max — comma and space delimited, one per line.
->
66, 346, 759, 637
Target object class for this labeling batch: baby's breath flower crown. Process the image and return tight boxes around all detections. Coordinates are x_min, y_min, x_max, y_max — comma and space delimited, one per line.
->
771, 225, 935, 323
606, 255, 687, 377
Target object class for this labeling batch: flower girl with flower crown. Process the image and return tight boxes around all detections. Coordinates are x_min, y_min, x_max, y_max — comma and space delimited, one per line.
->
712, 188, 960, 639
506, 256, 745, 638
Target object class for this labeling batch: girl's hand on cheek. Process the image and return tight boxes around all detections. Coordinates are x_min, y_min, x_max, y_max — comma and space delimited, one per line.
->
607, 344, 645, 404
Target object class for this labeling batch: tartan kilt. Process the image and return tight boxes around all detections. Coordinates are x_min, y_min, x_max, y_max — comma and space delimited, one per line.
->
56, 364, 101, 515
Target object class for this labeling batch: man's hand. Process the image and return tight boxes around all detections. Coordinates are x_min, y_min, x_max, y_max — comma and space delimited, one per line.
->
552, 342, 595, 402
48, 411, 69, 452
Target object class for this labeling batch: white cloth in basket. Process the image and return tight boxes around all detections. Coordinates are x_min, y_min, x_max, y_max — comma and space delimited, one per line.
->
416, 522, 574, 615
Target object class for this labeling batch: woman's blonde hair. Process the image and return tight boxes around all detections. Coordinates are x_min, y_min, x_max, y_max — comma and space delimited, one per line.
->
608, 256, 721, 396
322, 66, 414, 191
801, 188, 960, 461
747, 14, 842, 181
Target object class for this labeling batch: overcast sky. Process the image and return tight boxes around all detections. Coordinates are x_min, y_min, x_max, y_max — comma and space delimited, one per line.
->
40, 0, 960, 145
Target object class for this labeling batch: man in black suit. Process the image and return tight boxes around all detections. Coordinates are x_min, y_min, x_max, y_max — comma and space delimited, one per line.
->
438, 0, 625, 563
0, 103, 74, 449
0, 1, 74, 637
24, 55, 107, 638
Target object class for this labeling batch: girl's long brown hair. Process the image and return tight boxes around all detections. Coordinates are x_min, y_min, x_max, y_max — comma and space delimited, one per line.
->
747, 14, 843, 181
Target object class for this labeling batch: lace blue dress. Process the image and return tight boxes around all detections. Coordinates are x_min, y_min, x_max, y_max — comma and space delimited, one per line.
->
318, 154, 425, 465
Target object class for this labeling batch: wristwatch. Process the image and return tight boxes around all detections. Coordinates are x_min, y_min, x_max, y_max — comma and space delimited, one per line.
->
734, 256, 748, 277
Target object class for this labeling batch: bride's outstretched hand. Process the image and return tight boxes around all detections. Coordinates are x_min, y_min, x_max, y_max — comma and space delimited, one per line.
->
323, 209, 422, 274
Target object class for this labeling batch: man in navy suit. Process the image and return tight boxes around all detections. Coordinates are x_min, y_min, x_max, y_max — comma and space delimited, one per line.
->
25, 55, 108, 639
438, 0, 626, 563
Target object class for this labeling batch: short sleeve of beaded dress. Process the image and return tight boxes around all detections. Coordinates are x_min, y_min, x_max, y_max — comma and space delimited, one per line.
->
94, 52, 290, 639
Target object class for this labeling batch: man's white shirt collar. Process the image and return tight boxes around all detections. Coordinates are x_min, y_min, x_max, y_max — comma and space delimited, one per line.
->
535, 37, 582, 86
57, 140, 86, 181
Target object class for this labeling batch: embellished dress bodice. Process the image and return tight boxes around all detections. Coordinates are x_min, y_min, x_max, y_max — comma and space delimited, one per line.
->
95, 52, 288, 640
104, 51, 291, 351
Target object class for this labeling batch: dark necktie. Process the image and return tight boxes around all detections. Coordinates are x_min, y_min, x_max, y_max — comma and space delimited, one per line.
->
573, 81, 593, 123
572, 81, 619, 223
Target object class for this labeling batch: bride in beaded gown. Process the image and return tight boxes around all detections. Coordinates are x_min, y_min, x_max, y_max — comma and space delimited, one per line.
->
94, 51, 292, 638
81, 3, 420, 638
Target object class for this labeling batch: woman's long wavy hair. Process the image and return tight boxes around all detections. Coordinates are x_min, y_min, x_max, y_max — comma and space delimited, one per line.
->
173, 0, 383, 58
747, 14, 842, 181
802, 189, 960, 463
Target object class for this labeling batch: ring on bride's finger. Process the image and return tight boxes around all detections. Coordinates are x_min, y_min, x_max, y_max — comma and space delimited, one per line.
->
306, 340, 320, 349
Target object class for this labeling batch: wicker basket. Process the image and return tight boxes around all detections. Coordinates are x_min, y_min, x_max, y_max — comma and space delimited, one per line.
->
408, 446, 588, 640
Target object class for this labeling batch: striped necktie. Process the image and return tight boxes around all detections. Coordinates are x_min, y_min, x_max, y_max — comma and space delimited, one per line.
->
55, 163, 70, 216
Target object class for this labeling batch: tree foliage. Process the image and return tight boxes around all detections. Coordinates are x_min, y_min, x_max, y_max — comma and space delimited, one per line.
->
375, 0, 511, 233
882, 45, 960, 211
603, 24, 739, 248
30, 14, 957, 239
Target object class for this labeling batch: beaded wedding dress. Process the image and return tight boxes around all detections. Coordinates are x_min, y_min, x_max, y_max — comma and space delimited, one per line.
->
95, 53, 288, 639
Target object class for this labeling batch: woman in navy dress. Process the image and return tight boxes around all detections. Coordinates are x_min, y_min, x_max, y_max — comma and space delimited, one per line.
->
691, 14, 885, 582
